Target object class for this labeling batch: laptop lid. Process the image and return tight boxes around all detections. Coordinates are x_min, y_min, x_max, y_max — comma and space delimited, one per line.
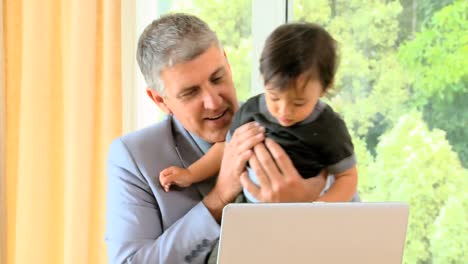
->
217, 202, 409, 264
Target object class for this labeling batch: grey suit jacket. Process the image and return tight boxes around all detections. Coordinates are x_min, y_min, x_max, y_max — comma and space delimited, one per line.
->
105, 116, 219, 263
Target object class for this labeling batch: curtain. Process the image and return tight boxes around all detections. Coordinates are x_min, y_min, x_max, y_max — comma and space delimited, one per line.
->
1, 0, 6, 263
3, 0, 122, 263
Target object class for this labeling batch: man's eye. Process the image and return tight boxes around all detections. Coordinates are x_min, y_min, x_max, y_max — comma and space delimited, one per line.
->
211, 76, 223, 84
181, 89, 198, 98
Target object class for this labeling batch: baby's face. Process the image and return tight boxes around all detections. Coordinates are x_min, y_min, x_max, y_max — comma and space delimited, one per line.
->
265, 77, 325, 127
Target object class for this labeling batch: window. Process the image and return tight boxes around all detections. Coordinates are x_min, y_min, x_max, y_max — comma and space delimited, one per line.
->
124, 1, 467, 263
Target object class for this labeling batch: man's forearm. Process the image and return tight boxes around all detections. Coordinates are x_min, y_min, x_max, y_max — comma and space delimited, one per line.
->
203, 186, 234, 223
203, 196, 223, 223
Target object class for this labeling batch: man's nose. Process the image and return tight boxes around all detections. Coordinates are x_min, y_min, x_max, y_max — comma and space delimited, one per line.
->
202, 85, 223, 110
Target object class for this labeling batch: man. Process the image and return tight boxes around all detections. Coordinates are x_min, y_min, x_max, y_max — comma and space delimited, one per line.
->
106, 13, 329, 263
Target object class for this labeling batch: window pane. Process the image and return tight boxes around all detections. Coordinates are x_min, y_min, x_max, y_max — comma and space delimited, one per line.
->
292, 1, 467, 263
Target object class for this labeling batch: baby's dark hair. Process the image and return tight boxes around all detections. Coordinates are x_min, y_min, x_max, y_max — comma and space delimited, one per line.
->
260, 22, 337, 92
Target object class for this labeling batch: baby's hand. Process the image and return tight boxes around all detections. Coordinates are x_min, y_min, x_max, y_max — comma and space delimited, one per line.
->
159, 166, 194, 192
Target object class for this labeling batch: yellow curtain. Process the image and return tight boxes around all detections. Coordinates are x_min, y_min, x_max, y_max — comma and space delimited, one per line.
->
3, 0, 122, 263
1, 0, 6, 263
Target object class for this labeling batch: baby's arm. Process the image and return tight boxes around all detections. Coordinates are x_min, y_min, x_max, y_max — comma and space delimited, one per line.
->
159, 142, 225, 191
315, 166, 358, 202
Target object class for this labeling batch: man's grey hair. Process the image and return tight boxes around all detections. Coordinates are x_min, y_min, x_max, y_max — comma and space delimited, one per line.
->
136, 13, 221, 94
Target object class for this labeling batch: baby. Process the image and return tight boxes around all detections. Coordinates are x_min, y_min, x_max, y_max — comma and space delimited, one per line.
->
159, 22, 358, 202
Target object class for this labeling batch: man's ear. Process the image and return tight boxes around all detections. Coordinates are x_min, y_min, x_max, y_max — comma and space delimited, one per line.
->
146, 87, 172, 115
223, 49, 232, 71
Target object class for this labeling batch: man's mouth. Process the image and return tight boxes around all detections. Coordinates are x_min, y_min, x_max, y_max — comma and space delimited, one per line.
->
205, 109, 227, 120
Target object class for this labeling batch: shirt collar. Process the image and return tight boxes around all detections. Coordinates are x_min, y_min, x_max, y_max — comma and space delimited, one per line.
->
172, 116, 212, 154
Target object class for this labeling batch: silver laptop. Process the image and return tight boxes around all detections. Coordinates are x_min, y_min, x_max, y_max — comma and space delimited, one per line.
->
217, 202, 409, 264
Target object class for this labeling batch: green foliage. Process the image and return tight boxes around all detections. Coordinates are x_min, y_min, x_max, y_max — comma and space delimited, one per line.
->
422, 91, 468, 167
398, 0, 468, 166
351, 134, 375, 196
225, 38, 252, 101
365, 111, 467, 263
399, 0, 468, 103
398, 0, 457, 42
293, 0, 331, 25
430, 195, 468, 263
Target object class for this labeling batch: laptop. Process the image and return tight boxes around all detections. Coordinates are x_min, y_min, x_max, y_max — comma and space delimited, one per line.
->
217, 202, 409, 264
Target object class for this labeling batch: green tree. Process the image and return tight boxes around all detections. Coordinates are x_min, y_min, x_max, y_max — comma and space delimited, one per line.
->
398, 0, 468, 166
398, 0, 456, 42
365, 111, 467, 263
350, 132, 375, 196
430, 195, 468, 263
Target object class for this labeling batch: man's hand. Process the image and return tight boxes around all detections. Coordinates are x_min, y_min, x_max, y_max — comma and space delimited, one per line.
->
203, 122, 265, 222
241, 138, 327, 202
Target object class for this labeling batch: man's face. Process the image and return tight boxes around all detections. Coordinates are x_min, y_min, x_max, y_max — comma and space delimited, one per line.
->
148, 44, 238, 143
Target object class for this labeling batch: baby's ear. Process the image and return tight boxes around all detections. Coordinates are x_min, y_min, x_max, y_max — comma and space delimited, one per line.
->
322, 80, 334, 96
